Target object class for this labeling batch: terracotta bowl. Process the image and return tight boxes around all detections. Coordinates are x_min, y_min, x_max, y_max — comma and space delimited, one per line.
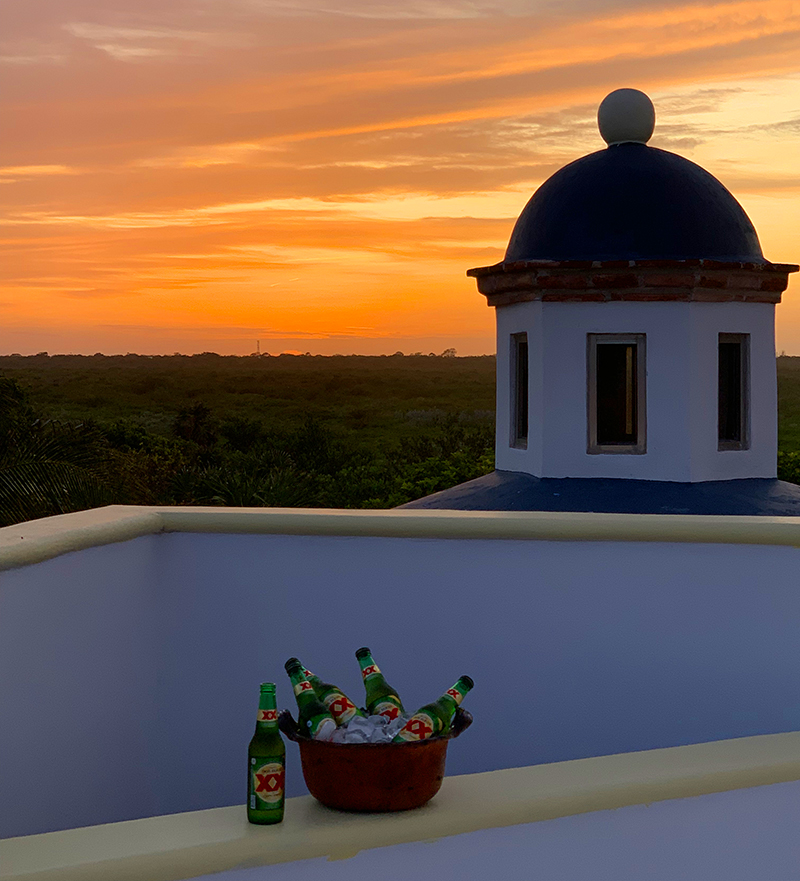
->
278, 708, 472, 812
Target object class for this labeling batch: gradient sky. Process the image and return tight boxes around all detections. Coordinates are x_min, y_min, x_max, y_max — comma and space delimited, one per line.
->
2, 0, 800, 356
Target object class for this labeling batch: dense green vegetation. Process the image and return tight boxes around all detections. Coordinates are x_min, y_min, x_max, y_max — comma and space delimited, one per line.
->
3, 352, 800, 527
777, 355, 800, 450
0, 354, 495, 526
776, 355, 800, 485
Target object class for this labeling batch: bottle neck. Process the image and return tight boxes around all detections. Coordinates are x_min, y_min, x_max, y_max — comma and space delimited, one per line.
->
303, 668, 324, 689
256, 690, 279, 730
287, 667, 316, 700
443, 678, 471, 707
357, 653, 381, 681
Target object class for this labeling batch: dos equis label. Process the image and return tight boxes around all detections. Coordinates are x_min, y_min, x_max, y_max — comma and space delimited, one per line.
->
373, 699, 402, 721
323, 692, 359, 725
250, 760, 285, 806
394, 712, 437, 742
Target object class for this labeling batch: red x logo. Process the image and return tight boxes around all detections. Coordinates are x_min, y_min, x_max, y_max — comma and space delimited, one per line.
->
330, 697, 353, 715
447, 689, 460, 700
255, 769, 284, 794
258, 709, 277, 722
408, 718, 433, 738
298, 681, 312, 691
363, 665, 378, 676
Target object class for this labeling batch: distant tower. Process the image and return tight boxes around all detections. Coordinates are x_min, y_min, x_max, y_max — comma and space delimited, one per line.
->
469, 89, 797, 483
405, 90, 800, 513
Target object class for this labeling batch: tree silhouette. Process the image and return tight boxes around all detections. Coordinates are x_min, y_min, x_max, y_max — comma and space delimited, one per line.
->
0, 376, 115, 526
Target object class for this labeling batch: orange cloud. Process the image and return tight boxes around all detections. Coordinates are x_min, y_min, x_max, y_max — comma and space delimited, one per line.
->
2, 0, 800, 354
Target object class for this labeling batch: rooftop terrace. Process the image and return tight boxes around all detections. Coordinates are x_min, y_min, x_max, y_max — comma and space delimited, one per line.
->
2, 506, 800, 878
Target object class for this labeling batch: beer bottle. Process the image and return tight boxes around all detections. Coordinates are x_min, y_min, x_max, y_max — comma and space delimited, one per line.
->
247, 682, 285, 825
392, 675, 473, 743
284, 658, 336, 741
301, 664, 366, 726
355, 646, 405, 721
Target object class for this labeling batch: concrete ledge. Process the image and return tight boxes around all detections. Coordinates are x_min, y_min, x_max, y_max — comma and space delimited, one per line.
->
3, 730, 800, 881
0, 507, 163, 572
156, 507, 800, 547
4, 505, 800, 572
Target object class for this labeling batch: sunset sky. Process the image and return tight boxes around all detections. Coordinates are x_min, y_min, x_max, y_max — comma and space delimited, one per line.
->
2, 0, 800, 356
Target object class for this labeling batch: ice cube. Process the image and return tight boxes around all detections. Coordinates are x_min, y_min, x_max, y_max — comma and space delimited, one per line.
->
385, 715, 409, 739
331, 726, 349, 744
326, 712, 414, 744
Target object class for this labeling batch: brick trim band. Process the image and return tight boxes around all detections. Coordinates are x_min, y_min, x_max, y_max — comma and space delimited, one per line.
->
467, 259, 798, 305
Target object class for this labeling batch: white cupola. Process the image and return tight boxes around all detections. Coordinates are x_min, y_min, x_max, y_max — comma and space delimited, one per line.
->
468, 89, 798, 483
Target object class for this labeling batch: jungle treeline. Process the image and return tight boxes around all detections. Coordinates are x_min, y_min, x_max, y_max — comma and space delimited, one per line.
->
0, 353, 495, 526
3, 351, 800, 527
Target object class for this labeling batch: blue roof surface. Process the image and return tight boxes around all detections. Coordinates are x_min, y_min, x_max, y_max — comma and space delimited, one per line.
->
401, 471, 800, 516
506, 143, 764, 263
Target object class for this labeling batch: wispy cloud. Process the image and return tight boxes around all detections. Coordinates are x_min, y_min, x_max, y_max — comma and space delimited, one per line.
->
62, 21, 230, 60
0, 165, 78, 178
240, 0, 533, 19
2, 0, 800, 354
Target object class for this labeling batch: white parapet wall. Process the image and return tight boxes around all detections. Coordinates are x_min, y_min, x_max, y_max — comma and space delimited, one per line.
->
2, 506, 800, 840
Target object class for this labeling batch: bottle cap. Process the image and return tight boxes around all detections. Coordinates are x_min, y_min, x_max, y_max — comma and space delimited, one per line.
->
355, 647, 371, 659
284, 658, 302, 673
460, 675, 474, 690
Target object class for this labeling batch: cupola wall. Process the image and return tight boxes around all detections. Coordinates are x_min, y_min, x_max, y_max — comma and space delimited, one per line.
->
469, 90, 798, 484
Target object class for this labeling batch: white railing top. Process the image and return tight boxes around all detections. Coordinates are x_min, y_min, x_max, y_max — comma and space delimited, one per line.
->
2, 504, 800, 573
5, 729, 800, 880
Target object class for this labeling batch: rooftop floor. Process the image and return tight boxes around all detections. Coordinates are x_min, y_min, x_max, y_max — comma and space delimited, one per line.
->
402, 472, 800, 515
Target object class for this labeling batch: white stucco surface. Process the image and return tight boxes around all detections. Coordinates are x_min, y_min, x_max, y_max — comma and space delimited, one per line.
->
183, 780, 800, 881
495, 300, 777, 481
5, 734, 800, 881
4, 508, 800, 840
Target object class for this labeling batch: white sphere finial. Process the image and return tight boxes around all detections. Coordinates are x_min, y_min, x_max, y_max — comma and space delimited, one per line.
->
598, 88, 655, 145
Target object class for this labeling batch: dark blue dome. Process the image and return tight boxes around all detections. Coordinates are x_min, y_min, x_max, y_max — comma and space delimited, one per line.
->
506, 143, 764, 263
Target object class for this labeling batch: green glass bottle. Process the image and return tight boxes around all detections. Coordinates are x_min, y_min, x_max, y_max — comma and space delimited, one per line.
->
301, 664, 366, 726
392, 675, 474, 743
284, 658, 336, 740
355, 646, 406, 721
247, 682, 286, 825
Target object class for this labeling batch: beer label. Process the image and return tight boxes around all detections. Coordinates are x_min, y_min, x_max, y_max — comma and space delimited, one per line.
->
257, 709, 278, 723
309, 715, 336, 740
373, 699, 402, 721
395, 712, 438, 742
250, 760, 285, 807
361, 663, 381, 679
293, 680, 314, 697
446, 688, 464, 706
323, 692, 359, 725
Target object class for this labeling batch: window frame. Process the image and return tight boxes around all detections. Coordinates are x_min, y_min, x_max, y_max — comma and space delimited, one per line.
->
510, 332, 529, 450
718, 333, 750, 452
587, 333, 647, 455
